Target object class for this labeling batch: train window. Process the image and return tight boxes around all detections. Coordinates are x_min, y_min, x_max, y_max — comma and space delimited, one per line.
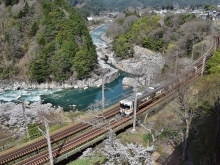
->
141, 96, 150, 102
120, 103, 130, 109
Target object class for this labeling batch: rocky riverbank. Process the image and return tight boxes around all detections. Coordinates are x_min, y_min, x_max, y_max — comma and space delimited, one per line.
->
100, 33, 165, 88
0, 23, 164, 134
0, 23, 120, 135
0, 24, 119, 92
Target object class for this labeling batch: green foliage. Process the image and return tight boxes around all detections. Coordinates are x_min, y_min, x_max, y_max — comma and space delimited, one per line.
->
37, 33, 46, 46
162, 64, 169, 73
113, 35, 133, 58
204, 4, 215, 10
30, 21, 39, 36
14, 2, 29, 19
180, 14, 196, 24
1, 68, 9, 79
186, 39, 193, 57
117, 18, 125, 25
142, 37, 163, 52
164, 15, 173, 27
27, 123, 44, 140
113, 15, 160, 58
29, 0, 96, 82
206, 48, 220, 74
49, 123, 67, 132
164, 14, 195, 27
69, 155, 106, 165
3, 0, 19, 7
143, 133, 153, 143
73, 47, 96, 79
0, 65, 19, 79
29, 57, 49, 83
14, 47, 25, 59
3, 32, 9, 42
50, 53, 72, 81
112, 13, 207, 58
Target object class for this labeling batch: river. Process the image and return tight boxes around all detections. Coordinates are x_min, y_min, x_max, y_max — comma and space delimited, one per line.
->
0, 24, 132, 111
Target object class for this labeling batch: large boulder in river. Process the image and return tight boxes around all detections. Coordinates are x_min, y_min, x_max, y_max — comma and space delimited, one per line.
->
98, 59, 119, 84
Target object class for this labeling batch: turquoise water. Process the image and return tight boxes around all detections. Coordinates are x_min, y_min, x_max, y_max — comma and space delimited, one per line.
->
0, 24, 132, 111
41, 24, 132, 110
41, 71, 132, 111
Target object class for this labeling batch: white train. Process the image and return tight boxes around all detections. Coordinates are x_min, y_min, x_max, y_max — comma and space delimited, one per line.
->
119, 85, 164, 116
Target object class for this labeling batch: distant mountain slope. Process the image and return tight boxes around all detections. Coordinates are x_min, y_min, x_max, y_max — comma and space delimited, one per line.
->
0, 0, 96, 82
67, 0, 218, 12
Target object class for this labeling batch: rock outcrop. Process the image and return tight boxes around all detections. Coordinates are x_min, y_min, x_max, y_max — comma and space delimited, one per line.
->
101, 33, 165, 88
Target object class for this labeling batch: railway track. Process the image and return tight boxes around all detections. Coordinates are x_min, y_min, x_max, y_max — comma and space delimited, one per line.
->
0, 105, 123, 164
0, 35, 219, 165
15, 68, 204, 165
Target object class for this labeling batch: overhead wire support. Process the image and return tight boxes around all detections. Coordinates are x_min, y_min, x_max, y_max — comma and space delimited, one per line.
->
201, 55, 206, 77
102, 74, 105, 110
201, 42, 205, 77
132, 86, 137, 132
101, 69, 110, 110
22, 102, 30, 141
38, 117, 53, 165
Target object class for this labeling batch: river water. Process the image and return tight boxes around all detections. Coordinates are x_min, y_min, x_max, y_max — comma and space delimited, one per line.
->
0, 24, 132, 111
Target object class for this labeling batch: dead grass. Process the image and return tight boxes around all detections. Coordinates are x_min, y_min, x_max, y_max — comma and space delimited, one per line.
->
117, 127, 147, 146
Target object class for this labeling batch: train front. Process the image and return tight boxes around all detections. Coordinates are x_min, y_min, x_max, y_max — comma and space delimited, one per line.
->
119, 98, 133, 116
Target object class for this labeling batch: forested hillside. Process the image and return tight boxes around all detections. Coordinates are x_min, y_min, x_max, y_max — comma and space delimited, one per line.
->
67, 0, 219, 12
108, 12, 211, 61
0, 0, 96, 82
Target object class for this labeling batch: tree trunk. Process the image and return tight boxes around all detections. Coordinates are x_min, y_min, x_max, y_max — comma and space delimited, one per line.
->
182, 120, 189, 160
214, 97, 220, 163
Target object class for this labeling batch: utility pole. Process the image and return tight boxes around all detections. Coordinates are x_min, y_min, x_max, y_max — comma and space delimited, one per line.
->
132, 86, 137, 132
38, 117, 53, 165
175, 47, 179, 75
201, 43, 205, 77
147, 74, 153, 87
22, 102, 30, 140
102, 74, 105, 110
191, 43, 194, 63
101, 69, 109, 110
194, 66, 197, 76
201, 55, 206, 76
